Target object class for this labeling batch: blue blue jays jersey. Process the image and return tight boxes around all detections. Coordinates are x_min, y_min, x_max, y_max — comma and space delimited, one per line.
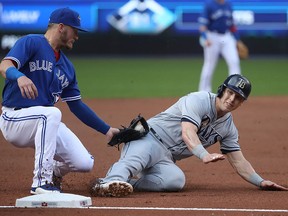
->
198, 0, 234, 34
2, 34, 81, 108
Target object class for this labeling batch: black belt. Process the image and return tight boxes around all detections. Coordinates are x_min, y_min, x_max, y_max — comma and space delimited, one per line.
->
13, 105, 51, 110
150, 127, 163, 143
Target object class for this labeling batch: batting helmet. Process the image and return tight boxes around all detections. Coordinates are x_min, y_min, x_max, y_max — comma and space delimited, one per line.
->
217, 74, 252, 100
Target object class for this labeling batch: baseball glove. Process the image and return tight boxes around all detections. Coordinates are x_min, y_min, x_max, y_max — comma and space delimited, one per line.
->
237, 40, 249, 59
108, 114, 149, 147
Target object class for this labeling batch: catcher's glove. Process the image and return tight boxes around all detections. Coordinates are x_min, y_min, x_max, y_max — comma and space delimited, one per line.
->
108, 114, 149, 147
237, 40, 249, 59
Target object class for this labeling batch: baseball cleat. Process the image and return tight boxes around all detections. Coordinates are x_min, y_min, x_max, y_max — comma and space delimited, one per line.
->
30, 182, 61, 195
90, 179, 133, 197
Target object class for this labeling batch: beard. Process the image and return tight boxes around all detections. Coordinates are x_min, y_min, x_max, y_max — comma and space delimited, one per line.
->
60, 30, 74, 50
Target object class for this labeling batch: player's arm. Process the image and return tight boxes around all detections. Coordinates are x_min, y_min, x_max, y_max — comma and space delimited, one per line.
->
198, 2, 211, 47
199, 25, 207, 34
0, 59, 38, 99
198, 25, 211, 47
226, 150, 288, 190
66, 99, 119, 142
181, 121, 225, 163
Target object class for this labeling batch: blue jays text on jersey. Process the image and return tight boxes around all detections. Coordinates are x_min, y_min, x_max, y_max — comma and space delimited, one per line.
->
198, 0, 234, 34
29, 60, 53, 73
2, 34, 81, 108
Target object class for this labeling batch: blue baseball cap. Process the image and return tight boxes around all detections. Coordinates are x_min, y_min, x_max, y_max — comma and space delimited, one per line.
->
49, 7, 88, 32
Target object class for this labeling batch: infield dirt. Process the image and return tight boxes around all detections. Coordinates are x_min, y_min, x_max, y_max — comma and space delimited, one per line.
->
0, 97, 287, 216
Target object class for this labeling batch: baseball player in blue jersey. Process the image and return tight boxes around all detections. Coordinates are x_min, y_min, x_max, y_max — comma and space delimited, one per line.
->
0, 8, 120, 195
198, 0, 241, 92
89, 74, 288, 197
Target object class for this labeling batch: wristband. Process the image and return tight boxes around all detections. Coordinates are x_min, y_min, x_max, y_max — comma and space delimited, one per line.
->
249, 173, 264, 187
6, 67, 25, 81
200, 31, 208, 40
191, 144, 209, 160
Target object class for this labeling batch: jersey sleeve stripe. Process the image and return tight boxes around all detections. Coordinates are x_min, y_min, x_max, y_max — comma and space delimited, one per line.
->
61, 95, 81, 102
198, 17, 208, 25
181, 115, 200, 128
4, 57, 21, 69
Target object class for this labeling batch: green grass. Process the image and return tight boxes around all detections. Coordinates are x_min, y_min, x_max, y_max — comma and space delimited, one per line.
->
1, 57, 287, 99
72, 57, 288, 98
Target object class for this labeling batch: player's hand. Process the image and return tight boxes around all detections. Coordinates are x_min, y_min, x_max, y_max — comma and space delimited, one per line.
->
203, 153, 225, 164
106, 127, 120, 143
205, 39, 212, 47
17, 76, 38, 99
260, 180, 288, 191
199, 37, 212, 47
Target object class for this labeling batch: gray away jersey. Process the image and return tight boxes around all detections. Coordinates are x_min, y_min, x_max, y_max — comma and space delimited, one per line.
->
147, 91, 240, 161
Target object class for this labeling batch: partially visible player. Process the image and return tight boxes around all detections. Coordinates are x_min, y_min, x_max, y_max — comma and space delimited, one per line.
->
0, 7, 119, 195
89, 74, 288, 197
198, 0, 241, 92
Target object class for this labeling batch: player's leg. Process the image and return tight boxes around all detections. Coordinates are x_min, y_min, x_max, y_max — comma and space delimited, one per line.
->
0, 107, 38, 147
130, 160, 185, 192
0, 106, 62, 192
90, 133, 170, 196
90, 133, 185, 196
198, 32, 221, 92
102, 133, 165, 183
221, 34, 241, 75
53, 122, 94, 177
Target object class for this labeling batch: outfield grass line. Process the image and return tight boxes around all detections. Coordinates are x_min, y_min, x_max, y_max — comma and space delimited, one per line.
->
0, 205, 288, 212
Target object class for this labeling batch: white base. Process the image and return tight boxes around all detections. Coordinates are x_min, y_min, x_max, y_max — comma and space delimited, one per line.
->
15, 193, 92, 208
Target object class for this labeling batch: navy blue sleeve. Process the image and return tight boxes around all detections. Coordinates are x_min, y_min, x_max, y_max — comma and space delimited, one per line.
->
67, 99, 110, 134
